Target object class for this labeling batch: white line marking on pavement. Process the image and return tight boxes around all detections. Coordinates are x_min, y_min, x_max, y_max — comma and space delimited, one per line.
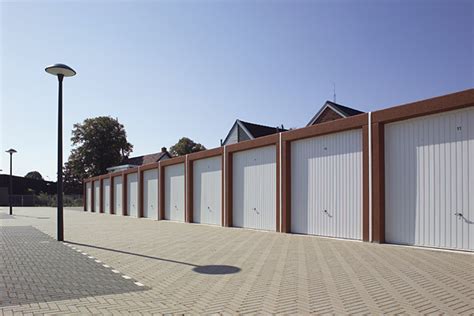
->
88, 256, 94, 259
122, 275, 132, 279
95, 260, 102, 263
103, 264, 110, 268
111, 270, 120, 273
134, 282, 144, 287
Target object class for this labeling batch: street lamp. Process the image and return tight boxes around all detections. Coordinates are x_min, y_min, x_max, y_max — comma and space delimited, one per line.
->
45, 63, 76, 241
5, 148, 17, 215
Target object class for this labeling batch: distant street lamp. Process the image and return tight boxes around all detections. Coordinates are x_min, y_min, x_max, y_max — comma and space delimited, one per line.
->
5, 148, 17, 215
45, 63, 76, 241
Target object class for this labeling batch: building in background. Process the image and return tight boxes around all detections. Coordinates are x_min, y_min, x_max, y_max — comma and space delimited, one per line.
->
106, 147, 171, 173
307, 101, 364, 126
221, 119, 287, 146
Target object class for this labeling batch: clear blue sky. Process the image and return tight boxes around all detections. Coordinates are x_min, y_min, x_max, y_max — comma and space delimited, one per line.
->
1, 0, 472, 180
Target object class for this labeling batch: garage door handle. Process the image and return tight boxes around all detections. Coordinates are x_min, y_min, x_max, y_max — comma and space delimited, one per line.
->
322, 210, 333, 218
454, 212, 463, 217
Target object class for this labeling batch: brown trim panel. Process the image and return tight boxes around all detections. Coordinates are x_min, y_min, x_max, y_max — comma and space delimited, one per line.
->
371, 122, 385, 243
372, 88, 474, 123
362, 125, 369, 241
185, 157, 193, 223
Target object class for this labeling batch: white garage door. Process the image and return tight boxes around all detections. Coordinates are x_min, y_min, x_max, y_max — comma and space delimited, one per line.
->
114, 176, 123, 215
193, 156, 222, 225
103, 178, 111, 214
164, 164, 185, 222
233, 145, 276, 231
86, 182, 92, 212
94, 181, 100, 213
385, 107, 474, 251
127, 173, 138, 217
143, 169, 159, 219
291, 129, 362, 239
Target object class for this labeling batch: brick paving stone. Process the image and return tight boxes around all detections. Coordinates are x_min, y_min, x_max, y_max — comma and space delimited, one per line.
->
1, 207, 473, 315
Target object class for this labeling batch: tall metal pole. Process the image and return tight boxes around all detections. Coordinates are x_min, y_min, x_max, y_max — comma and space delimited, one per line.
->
57, 74, 64, 241
9, 153, 13, 215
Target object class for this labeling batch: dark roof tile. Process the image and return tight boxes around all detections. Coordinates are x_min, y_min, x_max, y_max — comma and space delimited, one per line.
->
123, 151, 170, 166
239, 120, 287, 138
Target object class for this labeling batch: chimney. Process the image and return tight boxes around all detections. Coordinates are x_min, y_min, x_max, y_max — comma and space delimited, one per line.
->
161, 147, 167, 153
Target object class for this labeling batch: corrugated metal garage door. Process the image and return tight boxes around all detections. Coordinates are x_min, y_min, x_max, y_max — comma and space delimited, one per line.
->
233, 145, 276, 231
94, 181, 100, 213
103, 178, 111, 214
143, 169, 158, 219
164, 164, 185, 222
127, 173, 138, 217
86, 182, 92, 212
291, 129, 362, 239
193, 156, 222, 225
113, 176, 123, 215
385, 107, 474, 251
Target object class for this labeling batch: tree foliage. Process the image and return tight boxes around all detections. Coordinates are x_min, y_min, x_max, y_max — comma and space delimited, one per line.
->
25, 171, 43, 181
66, 117, 133, 184
169, 137, 206, 156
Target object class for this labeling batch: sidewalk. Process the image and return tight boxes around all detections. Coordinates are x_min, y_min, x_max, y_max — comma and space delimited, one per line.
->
1, 207, 473, 314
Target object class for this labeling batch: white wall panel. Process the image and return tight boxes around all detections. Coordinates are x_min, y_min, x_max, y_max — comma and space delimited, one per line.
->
233, 145, 276, 231
193, 156, 222, 225
164, 164, 185, 222
291, 129, 362, 239
103, 178, 111, 214
127, 173, 138, 218
94, 181, 100, 213
113, 176, 123, 215
385, 107, 474, 251
86, 182, 92, 212
143, 169, 159, 219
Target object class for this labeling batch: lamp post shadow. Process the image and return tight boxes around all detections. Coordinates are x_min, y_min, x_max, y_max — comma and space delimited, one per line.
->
66, 241, 242, 275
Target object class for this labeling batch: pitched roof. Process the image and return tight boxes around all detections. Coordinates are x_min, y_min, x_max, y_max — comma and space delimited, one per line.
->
307, 101, 364, 126
122, 151, 170, 166
238, 120, 288, 138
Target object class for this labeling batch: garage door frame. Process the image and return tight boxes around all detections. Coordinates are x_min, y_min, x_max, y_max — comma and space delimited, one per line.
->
187, 147, 224, 226
126, 172, 139, 218
93, 180, 100, 213
160, 156, 186, 222
280, 114, 369, 240
225, 135, 280, 231
102, 177, 111, 214
290, 129, 364, 240
140, 164, 160, 220
371, 89, 474, 244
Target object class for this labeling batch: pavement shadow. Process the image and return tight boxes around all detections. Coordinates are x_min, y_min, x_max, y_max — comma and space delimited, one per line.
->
67, 242, 241, 275
0, 226, 148, 307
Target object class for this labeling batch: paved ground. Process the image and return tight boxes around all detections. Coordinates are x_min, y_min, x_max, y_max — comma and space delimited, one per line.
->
1, 207, 473, 315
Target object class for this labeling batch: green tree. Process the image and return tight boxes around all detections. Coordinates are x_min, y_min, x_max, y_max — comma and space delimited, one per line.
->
170, 137, 206, 156
67, 116, 133, 182
25, 171, 43, 180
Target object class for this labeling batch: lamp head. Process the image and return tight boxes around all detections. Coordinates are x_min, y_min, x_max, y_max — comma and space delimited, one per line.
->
45, 63, 76, 77
5, 148, 17, 154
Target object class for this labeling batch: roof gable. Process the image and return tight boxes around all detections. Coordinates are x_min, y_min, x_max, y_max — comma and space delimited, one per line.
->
222, 119, 287, 145
307, 101, 364, 126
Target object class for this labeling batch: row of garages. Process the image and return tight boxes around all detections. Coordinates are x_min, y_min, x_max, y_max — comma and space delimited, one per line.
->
84, 89, 474, 252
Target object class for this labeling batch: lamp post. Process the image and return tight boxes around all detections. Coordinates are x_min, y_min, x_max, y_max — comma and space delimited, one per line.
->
5, 149, 17, 215
45, 63, 76, 241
